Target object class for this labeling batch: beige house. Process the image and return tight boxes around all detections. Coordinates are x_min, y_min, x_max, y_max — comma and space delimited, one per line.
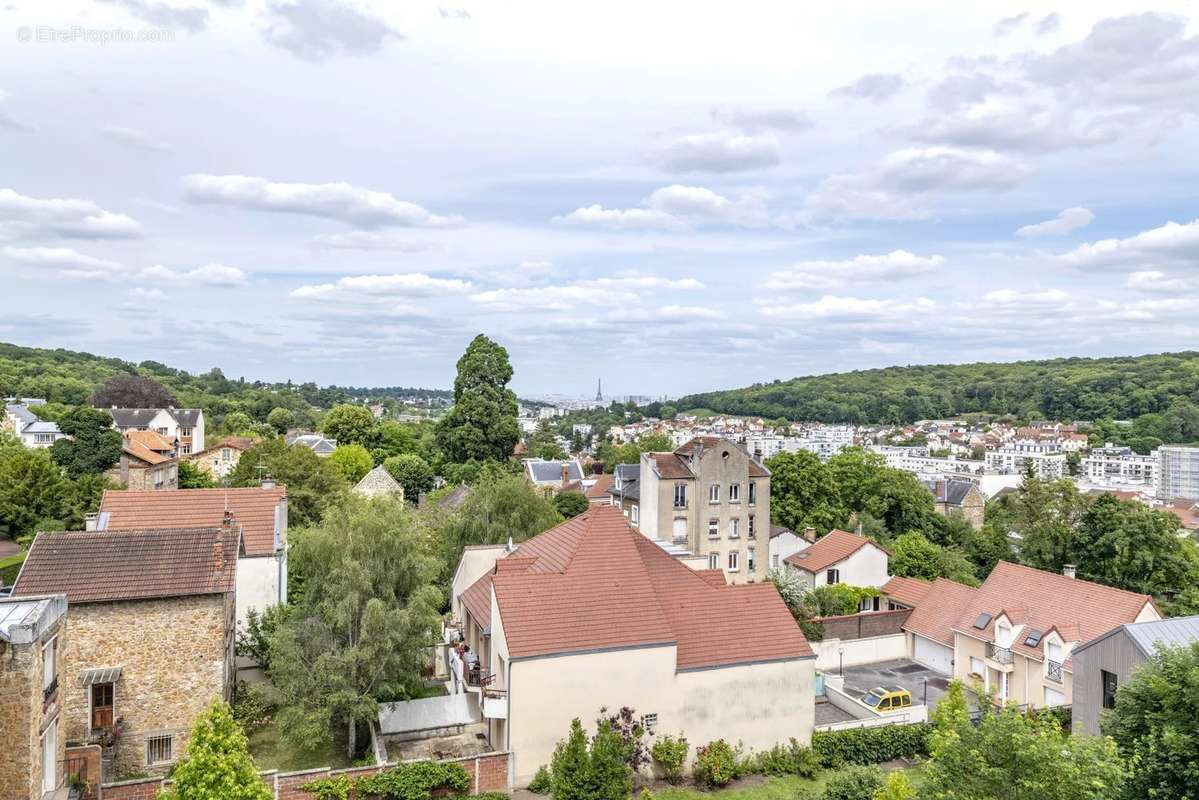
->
0, 594, 68, 800
105, 430, 179, 491
353, 465, 405, 500
638, 437, 771, 584
448, 505, 815, 788
13, 526, 239, 781
185, 436, 256, 479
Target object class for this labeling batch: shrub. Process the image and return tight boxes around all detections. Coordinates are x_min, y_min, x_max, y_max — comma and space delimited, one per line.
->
549, 718, 632, 800
637, 789, 655, 800
469, 793, 510, 800
754, 738, 821, 778
231, 682, 276, 735
821, 765, 885, 800
302, 762, 470, 800
650, 734, 689, 783
811, 724, 932, 767
595, 706, 650, 771
695, 739, 736, 787
527, 765, 553, 794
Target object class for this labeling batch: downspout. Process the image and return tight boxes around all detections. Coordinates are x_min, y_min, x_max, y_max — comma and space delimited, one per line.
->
506, 658, 513, 788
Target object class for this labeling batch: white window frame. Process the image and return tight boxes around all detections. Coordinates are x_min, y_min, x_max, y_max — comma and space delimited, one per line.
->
708, 552, 719, 570
727, 550, 740, 572
708, 518, 719, 538
145, 732, 175, 765
747, 548, 756, 572
673, 483, 688, 509
969, 656, 985, 677
42, 636, 57, 693
630, 505, 639, 525
709, 483, 720, 503
826, 568, 840, 585
729, 483, 740, 503
729, 518, 740, 538
748, 481, 757, 505
41, 717, 57, 794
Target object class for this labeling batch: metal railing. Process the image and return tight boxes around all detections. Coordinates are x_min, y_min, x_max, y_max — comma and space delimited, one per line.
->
1046, 659, 1063, 683
986, 642, 1014, 664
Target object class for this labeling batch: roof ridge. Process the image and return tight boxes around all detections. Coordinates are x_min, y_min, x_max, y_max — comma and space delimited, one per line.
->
992, 560, 1153, 601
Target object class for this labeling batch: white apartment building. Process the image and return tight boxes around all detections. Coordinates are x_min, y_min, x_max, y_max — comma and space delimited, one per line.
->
985, 441, 1067, 479
1157, 446, 1199, 501
868, 445, 986, 476
3, 403, 66, 448
1080, 444, 1157, 489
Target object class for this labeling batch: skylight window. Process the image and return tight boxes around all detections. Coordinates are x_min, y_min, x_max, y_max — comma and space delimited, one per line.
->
973, 612, 993, 630
1024, 630, 1043, 647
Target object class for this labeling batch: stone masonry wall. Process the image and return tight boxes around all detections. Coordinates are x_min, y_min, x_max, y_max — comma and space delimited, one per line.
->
0, 612, 65, 800
61, 594, 232, 780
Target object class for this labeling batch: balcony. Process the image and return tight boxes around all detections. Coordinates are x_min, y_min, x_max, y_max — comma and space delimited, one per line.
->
1046, 659, 1064, 683
985, 642, 1015, 670
482, 688, 507, 719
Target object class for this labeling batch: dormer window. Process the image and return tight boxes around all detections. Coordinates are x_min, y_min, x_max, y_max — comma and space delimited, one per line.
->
996, 622, 1012, 647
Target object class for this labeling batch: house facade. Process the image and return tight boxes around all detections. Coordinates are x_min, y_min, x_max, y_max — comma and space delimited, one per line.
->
1157, 445, 1199, 501
12, 527, 238, 780
985, 442, 1066, 478
921, 479, 985, 529
105, 430, 180, 491
638, 437, 771, 584
447, 506, 815, 788
606, 463, 640, 525
95, 484, 288, 628
107, 408, 205, 455
185, 436, 256, 479
3, 402, 66, 449
0, 594, 68, 800
784, 529, 889, 590
354, 465, 405, 500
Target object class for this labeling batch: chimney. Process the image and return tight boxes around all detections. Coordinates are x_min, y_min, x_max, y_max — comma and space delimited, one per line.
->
802, 526, 816, 543
223, 509, 236, 530
561, 464, 570, 484
1063, 564, 1076, 579
261, 475, 276, 490
213, 537, 225, 573
85, 513, 99, 532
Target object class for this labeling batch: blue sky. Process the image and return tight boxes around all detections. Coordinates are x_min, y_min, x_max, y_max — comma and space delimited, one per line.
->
1, 1, 1197, 396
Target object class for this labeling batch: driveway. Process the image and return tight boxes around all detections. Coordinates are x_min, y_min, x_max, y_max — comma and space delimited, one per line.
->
835, 658, 952, 712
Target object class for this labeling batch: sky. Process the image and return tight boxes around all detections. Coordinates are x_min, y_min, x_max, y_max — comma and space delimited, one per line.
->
1, 1, 1197, 397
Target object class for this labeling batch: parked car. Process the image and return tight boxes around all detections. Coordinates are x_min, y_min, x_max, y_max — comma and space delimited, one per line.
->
862, 686, 912, 712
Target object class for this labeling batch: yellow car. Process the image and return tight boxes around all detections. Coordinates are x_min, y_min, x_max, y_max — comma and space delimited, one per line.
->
862, 686, 913, 713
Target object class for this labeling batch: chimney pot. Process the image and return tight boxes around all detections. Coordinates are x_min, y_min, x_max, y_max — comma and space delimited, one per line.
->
261, 475, 276, 490
1063, 564, 1077, 579
802, 526, 817, 543
84, 513, 99, 532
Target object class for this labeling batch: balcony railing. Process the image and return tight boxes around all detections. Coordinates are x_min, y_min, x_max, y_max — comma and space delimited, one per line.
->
986, 642, 1014, 665
1046, 659, 1064, 683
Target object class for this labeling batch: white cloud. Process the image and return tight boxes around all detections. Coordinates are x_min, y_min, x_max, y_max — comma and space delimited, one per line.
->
757, 294, 936, 319
649, 131, 781, 173
0, 88, 34, 133
263, 0, 402, 61
579, 275, 704, 291
763, 251, 944, 291
3, 246, 125, 280
469, 274, 702, 312
129, 287, 167, 300
558, 185, 771, 230
709, 106, 811, 133
982, 288, 1072, 306
1057, 218, 1199, 270
553, 204, 685, 231
830, 73, 907, 103
137, 262, 249, 287
98, 125, 170, 152
1124, 270, 1193, 293
0, 188, 143, 239
291, 272, 471, 301
311, 231, 436, 251
1016, 207, 1095, 237
182, 174, 463, 228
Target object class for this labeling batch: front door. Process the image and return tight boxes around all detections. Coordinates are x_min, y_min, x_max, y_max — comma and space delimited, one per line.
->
42, 717, 57, 793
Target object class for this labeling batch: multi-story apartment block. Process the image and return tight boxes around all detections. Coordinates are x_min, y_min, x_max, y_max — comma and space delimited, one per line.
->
985, 441, 1066, 478
1080, 444, 1157, 489
107, 407, 205, 454
869, 445, 986, 476
1157, 445, 1199, 501
638, 437, 770, 584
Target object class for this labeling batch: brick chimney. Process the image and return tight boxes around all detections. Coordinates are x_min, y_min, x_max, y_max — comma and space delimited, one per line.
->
223, 509, 236, 529
1063, 564, 1076, 579
802, 526, 816, 543
213, 536, 225, 573
561, 463, 570, 484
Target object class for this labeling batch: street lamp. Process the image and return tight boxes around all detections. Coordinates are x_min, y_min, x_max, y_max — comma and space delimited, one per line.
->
838, 647, 844, 677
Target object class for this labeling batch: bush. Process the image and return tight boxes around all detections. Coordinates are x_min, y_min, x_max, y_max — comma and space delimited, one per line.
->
231, 682, 276, 734
753, 738, 821, 778
549, 718, 632, 800
811, 724, 932, 767
1031, 704, 1071, 732
821, 765, 885, 800
695, 739, 736, 787
527, 765, 553, 794
302, 761, 470, 800
650, 734, 689, 784
469, 793, 510, 800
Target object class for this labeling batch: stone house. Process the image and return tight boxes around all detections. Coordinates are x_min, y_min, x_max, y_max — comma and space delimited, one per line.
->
921, 478, 985, 529
12, 526, 239, 781
638, 437, 771, 584
94, 484, 288, 629
184, 436, 256, 480
353, 465, 405, 500
105, 430, 179, 491
447, 505, 815, 787
0, 594, 68, 799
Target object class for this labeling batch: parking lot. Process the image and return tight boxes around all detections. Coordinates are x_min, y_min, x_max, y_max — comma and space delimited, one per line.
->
817, 659, 954, 726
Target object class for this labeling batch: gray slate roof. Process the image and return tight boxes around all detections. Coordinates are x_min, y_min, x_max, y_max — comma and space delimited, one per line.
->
608, 463, 640, 501
289, 434, 338, 454
921, 478, 977, 506
107, 407, 202, 428
1075, 614, 1199, 658
5, 404, 39, 425
525, 459, 584, 484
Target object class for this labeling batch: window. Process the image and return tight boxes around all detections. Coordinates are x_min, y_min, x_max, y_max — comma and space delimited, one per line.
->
221, 447, 232, 461
154, 469, 164, 487
146, 733, 174, 765
708, 552, 719, 570
826, 568, 840, 585
748, 514, 755, 537
1044, 686, 1066, 708
708, 518, 720, 538
91, 682, 114, 731
859, 596, 881, 612
35, 433, 53, 444
42, 636, 57, 695
1102, 670, 1118, 710
728, 483, 740, 502
728, 551, 740, 572
747, 548, 756, 572
729, 518, 740, 538
180, 445, 191, 455
969, 657, 984, 677
996, 623, 1012, 647
180, 427, 193, 437
155, 427, 168, 435
709, 483, 720, 503
644, 713, 658, 729
673, 483, 688, 509
630, 505, 639, 525
748, 481, 757, 505
672, 518, 687, 541
1046, 640, 1063, 663
772, 553, 780, 568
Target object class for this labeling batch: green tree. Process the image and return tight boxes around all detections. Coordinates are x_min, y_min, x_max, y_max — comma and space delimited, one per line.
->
321, 404, 379, 448
221, 411, 255, 436
91, 372, 177, 408
550, 719, 591, 800
531, 421, 568, 460
874, 772, 916, 800
437, 473, 561, 576
1103, 642, 1199, 800
925, 679, 1125, 800
266, 407, 296, 434
179, 460, 217, 489
157, 699, 272, 800
49, 407, 122, 476
435, 334, 521, 464
269, 496, 442, 759
766, 450, 843, 533
548, 719, 632, 800
328, 444, 374, 484
384, 453, 435, 500
890, 532, 980, 586
228, 438, 346, 527
553, 491, 590, 518
994, 466, 1087, 572
0, 449, 65, 539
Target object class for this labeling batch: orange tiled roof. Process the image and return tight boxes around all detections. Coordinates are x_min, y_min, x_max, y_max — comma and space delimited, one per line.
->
584, 474, 615, 499
902, 577, 979, 646
462, 506, 813, 669
785, 529, 883, 573
99, 486, 285, 557
881, 575, 932, 608
121, 429, 176, 465
13, 527, 239, 603
647, 452, 693, 479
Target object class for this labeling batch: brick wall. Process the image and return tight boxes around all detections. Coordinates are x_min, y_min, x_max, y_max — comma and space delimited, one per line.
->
66, 744, 102, 800
817, 609, 911, 641
102, 752, 512, 799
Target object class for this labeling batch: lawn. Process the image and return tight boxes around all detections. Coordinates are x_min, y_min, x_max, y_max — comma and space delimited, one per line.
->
653, 765, 920, 800
247, 719, 356, 773
0, 551, 26, 586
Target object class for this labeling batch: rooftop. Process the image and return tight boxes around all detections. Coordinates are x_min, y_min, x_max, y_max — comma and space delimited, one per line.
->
785, 529, 884, 573
0, 594, 66, 644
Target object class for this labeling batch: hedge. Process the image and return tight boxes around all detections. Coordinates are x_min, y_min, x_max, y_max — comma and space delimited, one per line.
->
300, 761, 471, 800
811, 723, 932, 767
0, 551, 25, 586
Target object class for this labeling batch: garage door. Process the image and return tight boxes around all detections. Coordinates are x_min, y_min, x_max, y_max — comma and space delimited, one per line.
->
913, 635, 953, 674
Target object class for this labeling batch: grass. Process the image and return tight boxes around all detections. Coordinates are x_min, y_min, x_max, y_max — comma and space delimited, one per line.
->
0, 551, 26, 586
247, 719, 355, 773
653, 766, 922, 800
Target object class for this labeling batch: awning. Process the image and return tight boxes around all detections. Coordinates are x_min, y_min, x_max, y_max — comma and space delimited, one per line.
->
78, 666, 122, 686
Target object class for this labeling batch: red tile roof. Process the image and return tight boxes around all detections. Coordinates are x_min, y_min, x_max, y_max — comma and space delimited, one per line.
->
122, 429, 176, 465
647, 452, 693, 479
464, 506, 812, 669
902, 577, 979, 646
98, 486, 285, 557
584, 474, 615, 500
881, 575, 931, 608
13, 527, 239, 603
785, 529, 884, 573
950, 561, 1157, 663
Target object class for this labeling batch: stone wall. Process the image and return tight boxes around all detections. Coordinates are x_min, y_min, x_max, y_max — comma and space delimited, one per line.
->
817, 609, 911, 641
0, 612, 65, 800
61, 593, 234, 780
102, 752, 512, 799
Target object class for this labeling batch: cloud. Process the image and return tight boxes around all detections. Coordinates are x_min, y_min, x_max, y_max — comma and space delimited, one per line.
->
557, 185, 772, 230
99, 0, 209, 33
1016, 207, 1095, 237
554, 204, 685, 231
805, 147, 1031, 220
830, 73, 907, 103
129, 287, 167, 300
138, 263, 249, 287
648, 131, 781, 173
1036, 13, 1061, 36
1124, 270, 1193, 293
469, 274, 702, 312
311, 231, 435, 251
98, 125, 170, 152
182, 174, 462, 228
993, 12, 1029, 36
757, 294, 936, 319
3, 246, 125, 280
709, 107, 811, 133
0, 89, 34, 133
290, 272, 471, 302
264, 0, 402, 61
763, 251, 944, 291
982, 288, 1072, 306
438, 7, 471, 20
0, 189, 143, 239
1056, 218, 1199, 270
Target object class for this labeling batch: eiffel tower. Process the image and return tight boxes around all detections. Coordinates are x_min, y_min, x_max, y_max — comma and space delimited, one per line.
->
595, 379, 603, 402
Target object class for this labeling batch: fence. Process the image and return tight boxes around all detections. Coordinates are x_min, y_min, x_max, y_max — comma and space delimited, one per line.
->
815, 609, 911, 641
